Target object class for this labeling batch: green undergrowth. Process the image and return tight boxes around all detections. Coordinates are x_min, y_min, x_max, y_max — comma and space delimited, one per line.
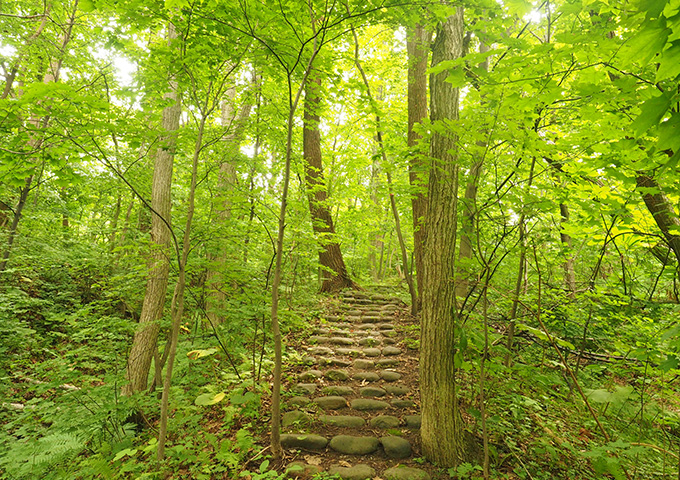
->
0, 244, 322, 480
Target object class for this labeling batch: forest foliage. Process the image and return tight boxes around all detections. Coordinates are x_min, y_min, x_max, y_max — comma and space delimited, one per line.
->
1, 0, 680, 478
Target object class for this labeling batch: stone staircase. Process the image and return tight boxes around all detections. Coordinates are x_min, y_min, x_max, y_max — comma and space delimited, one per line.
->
281, 290, 432, 480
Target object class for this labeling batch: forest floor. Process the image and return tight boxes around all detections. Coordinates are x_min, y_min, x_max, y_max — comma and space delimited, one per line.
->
274, 289, 436, 480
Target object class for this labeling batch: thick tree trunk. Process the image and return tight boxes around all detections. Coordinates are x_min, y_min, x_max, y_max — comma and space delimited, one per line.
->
407, 24, 430, 311
123, 23, 181, 396
303, 70, 357, 293
637, 174, 680, 265
420, 9, 470, 467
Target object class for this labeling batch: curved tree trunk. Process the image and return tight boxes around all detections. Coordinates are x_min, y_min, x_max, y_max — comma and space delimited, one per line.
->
420, 9, 470, 467
123, 22, 181, 396
303, 68, 357, 293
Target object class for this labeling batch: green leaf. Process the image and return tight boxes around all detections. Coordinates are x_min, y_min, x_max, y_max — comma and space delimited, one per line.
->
195, 391, 226, 406
660, 355, 679, 372
631, 92, 672, 135
622, 19, 669, 66
80, 0, 96, 12
187, 347, 217, 359
657, 112, 680, 151
656, 42, 680, 81
113, 448, 137, 461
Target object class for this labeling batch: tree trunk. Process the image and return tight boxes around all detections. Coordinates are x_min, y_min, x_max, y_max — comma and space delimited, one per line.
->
303, 69, 357, 293
123, 22, 181, 396
455, 43, 489, 301
420, 9, 470, 467
0, 2, 76, 272
205, 81, 255, 325
407, 24, 430, 312
560, 203, 577, 298
348, 25, 416, 312
637, 174, 680, 265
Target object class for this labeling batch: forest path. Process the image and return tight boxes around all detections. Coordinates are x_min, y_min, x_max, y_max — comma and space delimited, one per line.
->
280, 289, 433, 480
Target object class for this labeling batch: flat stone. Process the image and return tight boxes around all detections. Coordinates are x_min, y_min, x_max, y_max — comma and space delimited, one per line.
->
313, 328, 331, 335
383, 330, 398, 337
405, 415, 421, 429
330, 337, 355, 345
358, 337, 380, 346
328, 357, 352, 367
381, 436, 412, 459
346, 309, 362, 316
317, 356, 332, 365
362, 316, 382, 323
351, 398, 389, 411
286, 462, 323, 477
301, 355, 317, 365
359, 386, 387, 397
329, 435, 380, 455
335, 347, 361, 356
383, 346, 402, 356
333, 329, 352, 337
299, 369, 323, 381
378, 323, 394, 330
353, 359, 375, 370
322, 385, 355, 396
356, 324, 375, 330
383, 337, 397, 345
345, 315, 362, 322
391, 399, 415, 408
280, 433, 328, 450
384, 466, 430, 480
289, 396, 310, 406
353, 372, 380, 382
328, 464, 376, 480
309, 335, 330, 344
282, 410, 310, 427
314, 396, 348, 409
327, 315, 344, 323
319, 415, 365, 427
380, 370, 402, 382
294, 383, 317, 395
309, 346, 333, 355
385, 385, 409, 395
325, 369, 350, 381
377, 358, 399, 367
362, 348, 381, 357
369, 415, 400, 428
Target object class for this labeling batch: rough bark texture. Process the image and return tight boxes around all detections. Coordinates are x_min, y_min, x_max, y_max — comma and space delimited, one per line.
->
407, 24, 430, 311
303, 71, 357, 293
420, 9, 469, 467
123, 23, 181, 396
637, 174, 680, 265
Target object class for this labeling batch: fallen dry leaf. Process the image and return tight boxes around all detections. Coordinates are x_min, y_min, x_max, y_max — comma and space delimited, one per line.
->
339, 460, 352, 467
304, 455, 322, 466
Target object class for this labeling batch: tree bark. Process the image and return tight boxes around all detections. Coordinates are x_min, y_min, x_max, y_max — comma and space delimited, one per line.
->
123, 22, 181, 396
303, 69, 357, 293
637, 174, 680, 265
420, 9, 469, 467
407, 24, 430, 312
